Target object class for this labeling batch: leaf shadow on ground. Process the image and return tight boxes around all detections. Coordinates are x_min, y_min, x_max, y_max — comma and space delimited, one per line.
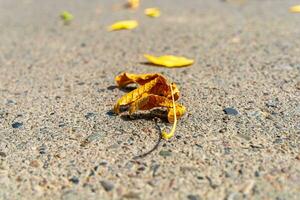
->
106, 108, 168, 123
120, 109, 168, 122
107, 85, 137, 92
106, 108, 167, 159
140, 62, 163, 68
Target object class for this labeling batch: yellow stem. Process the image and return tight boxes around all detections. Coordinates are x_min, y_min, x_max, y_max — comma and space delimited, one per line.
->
162, 84, 177, 139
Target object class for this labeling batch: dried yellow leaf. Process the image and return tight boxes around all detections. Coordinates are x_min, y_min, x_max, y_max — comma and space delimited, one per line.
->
144, 54, 194, 68
128, 94, 185, 122
114, 76, 164, 113
127, 0, 140, 9
115, 73, 180, 100
115, 72, 161, 88
289, 5, 300, 13
144, 8, 161, 18
114, 73, 186, 139
108, 20, 138, 31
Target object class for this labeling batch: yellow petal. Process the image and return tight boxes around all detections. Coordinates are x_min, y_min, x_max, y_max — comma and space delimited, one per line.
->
108, 20, 138, 31
144, 54, 194, 68
127, 0, 140, 9
289, 5, 300, 13
60, 11, 74, 23
144, 8, 161, 18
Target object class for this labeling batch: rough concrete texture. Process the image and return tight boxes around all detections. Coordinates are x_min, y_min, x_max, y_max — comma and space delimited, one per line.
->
0, 0, 300, 199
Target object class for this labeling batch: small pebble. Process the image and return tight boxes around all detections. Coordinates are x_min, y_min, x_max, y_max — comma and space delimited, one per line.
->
266, 99, 279, 108
43, 161, 49, 169
39, 145, 47, 154
219, 127, 227, 133
12, 122, 23, 128
224, 147, 231, 154
106, 110, 116, 117
151, 164, 160, 176
58, 122, 65, 128
100, 180, 114, 192
5, 99, 16, 105
176, 135, 182, 139
273, 138, 283, 144
159, 150, 172, 157
223, 108, 239, 116
69, 176, 80, 184
127, 137, 134, 145
254, 171, 260, 177
187, 194, 201, 200
137, 166, 146, 171
99, 160, 108, 166
97, 88, 105, 93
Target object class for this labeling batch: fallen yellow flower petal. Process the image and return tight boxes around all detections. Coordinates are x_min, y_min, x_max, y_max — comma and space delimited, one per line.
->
144, 8, 161, 18
289, 5, 300, 13
60, 11, 74, 24
144, 54, 194, 68
108, 20, 138, 31
127, 0, 140, 9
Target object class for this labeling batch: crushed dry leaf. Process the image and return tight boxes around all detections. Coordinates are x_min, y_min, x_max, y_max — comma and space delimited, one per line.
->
289, 5, 300, 13
60, 11, 74, 24
114, 73, 186, 139
144, 8, 161, 18
108, 20, 138, 31
144, 54, 194, 68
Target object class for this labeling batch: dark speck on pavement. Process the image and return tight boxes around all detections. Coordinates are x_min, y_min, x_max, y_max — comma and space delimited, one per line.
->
12, 122, 23, 128
223, 108, 239, 116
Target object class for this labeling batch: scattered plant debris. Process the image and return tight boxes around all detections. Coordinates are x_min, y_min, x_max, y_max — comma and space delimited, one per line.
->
108, 20, 138, 31
289, 5, 300, 13
144, 54, 194, 67
145, 8, 161, 18
60, 11, 74, 24
126, 0, 140, 9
